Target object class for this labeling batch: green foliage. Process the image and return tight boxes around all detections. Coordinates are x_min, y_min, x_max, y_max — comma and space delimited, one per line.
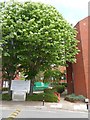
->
65, 94, 86, 102
1, 1, 79, 82
26, 93, 43, 101
44, 69, 62, 82
61, 83, 67, 88
50, 82, 59, 87
44, 85, 65, 94
2, 92, 58, 102
53, 85, 65, 94
35, 71, 44, 81
2, 93, 12, 101
20, 72, 25, 80
26, 93, 58, 102
44, 88, 56, 94
2, 87, 9, 91
44, 93, 58, 102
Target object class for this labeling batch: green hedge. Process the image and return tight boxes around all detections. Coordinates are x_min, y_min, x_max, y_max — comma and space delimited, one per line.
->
2, 93, 12, 101
65, 94, 86, 102
44, 88, 56, 94
2, 87, 9, 91
44, 85, 65, 94
52, 85, 65, 94
2, 92, 58, 102
26, 93, 43, 101
44, 93, 58, 102
26, 93, 58, 102
61, 83, 67, 88
50, 82, 59, 87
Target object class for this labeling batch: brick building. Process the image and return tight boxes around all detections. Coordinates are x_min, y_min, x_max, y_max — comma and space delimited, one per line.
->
67, 16, 90, 99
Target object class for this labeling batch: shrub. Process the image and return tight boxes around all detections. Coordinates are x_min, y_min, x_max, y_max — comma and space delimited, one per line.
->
26, 93, 58, 102
44, 88, 56, 94
53, 85, 65, 94
44, 93, 58, 102
77, 95, 86, 102
2, 93, 11, 101
65, 94, 86, 102
2, 92, 58, 102
2, 87, 9, 91
61, 83, 67, 88
26, 93, 43, 101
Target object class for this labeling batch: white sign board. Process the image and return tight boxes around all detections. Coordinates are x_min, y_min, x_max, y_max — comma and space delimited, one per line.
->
12, 91, 26, 101
11, 80, 30, 93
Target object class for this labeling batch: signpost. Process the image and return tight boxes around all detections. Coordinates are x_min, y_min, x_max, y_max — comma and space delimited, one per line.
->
11, 80, 30, 101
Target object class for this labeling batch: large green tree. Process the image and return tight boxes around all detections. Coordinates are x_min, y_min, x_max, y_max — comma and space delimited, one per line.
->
1, 1, 79, 94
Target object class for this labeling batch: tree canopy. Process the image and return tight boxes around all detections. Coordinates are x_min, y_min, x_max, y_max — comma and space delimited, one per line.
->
1, 1, 79, 81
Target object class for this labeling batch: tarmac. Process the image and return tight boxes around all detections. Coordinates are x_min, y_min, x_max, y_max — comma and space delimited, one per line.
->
1, 97, 90, 112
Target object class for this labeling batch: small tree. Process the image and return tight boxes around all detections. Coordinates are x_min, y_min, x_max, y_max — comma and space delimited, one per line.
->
44, 69, 62, 83
1, 1, 79, 94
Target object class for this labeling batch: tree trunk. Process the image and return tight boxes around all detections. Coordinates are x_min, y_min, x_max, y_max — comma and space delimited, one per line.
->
8, 79, 12, 96
29, 78, 35, 95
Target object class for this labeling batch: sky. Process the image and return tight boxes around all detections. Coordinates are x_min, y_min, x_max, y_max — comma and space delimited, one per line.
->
1, 0, 90, 25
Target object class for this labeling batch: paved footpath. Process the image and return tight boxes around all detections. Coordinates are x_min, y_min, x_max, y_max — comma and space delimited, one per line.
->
46, 98, 89, 112
0, 98, 90, 112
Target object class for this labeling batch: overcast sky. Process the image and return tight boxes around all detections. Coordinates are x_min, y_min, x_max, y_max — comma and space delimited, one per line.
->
1, 0, 90, 25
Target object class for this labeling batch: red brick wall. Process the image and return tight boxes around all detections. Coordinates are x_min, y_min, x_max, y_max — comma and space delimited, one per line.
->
72, 17, 89, 98
66, 62, 74, 94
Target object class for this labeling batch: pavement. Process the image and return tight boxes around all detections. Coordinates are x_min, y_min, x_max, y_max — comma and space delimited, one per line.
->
46, 97, 89, 112
1, 97, 90, 112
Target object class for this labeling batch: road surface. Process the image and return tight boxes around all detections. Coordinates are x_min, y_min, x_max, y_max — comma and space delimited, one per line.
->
1, 106, 88, 119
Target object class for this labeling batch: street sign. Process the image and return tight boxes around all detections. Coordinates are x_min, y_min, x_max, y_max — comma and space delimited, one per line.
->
11, 80, 30, 101
12, 91, 26, 101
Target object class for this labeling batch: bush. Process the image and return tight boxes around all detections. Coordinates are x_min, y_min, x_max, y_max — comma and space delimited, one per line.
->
2, 92, 58, 102
26, 93, 58, 102
44, 88, 56, 94
49, 82, 59, 87
44, 85, 65, 94
61, 83, 67, 88
2, 93, 11, 101
44, 93, 58, 102
2, 87, 9, 91
53, 85, 65, 94
77, 95, 86, 102
65, 94, 86, 102
26, 93, 43, 101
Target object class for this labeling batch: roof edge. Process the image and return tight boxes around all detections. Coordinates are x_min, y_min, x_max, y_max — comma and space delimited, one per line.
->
74, 16, 90, 27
